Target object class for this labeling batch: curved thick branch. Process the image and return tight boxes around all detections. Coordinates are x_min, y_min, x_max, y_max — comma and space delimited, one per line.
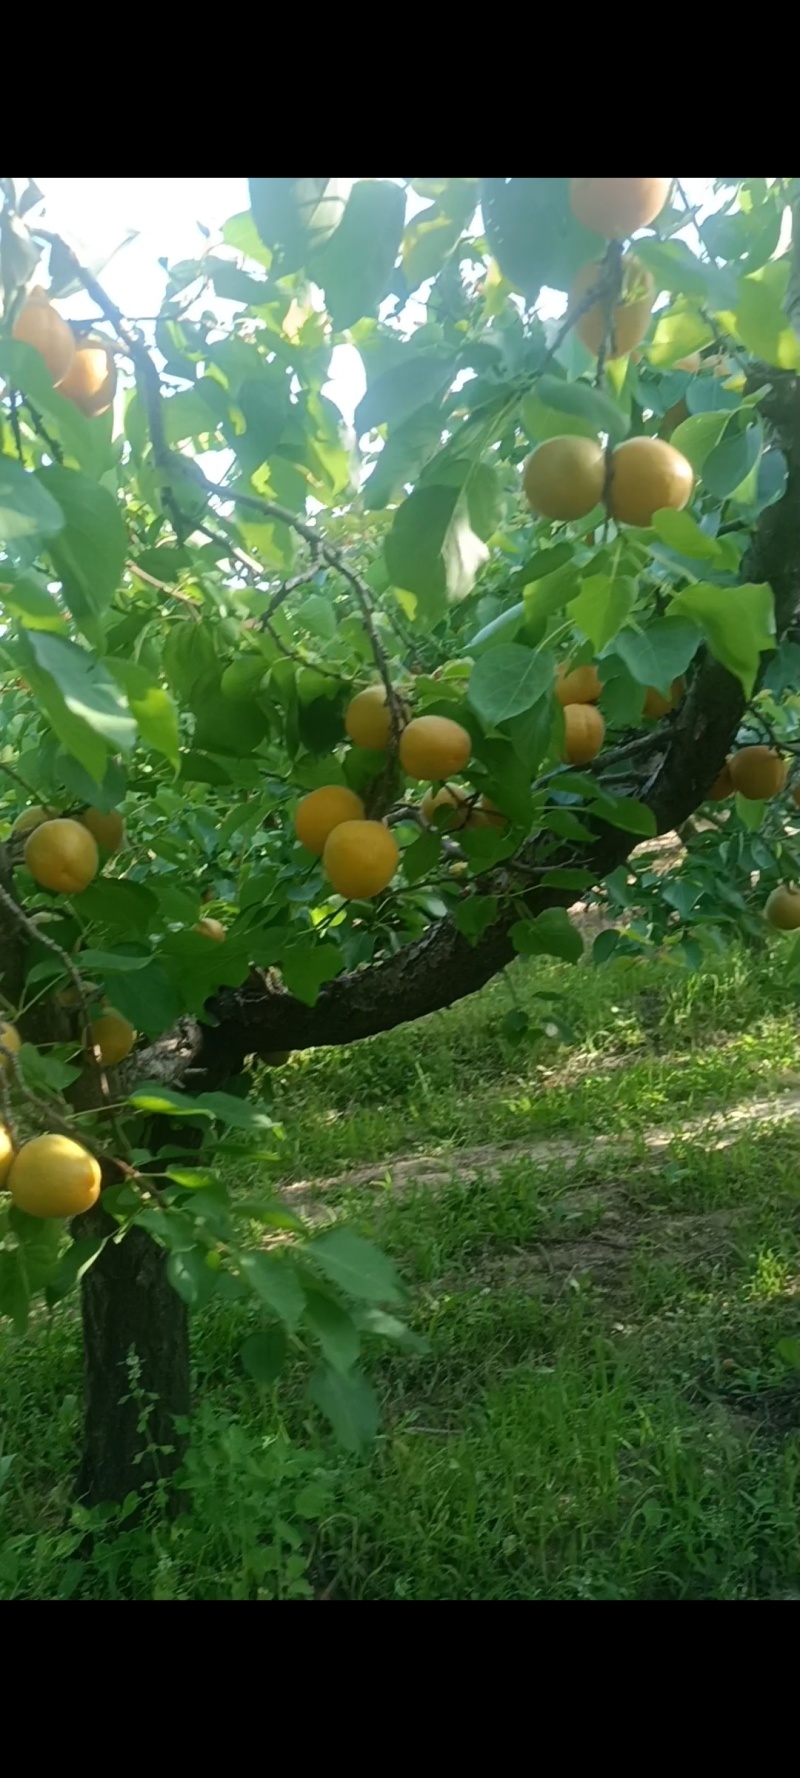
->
201, 370, 800, 1078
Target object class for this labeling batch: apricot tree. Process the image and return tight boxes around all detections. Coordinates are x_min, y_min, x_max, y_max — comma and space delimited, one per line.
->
0, 175, 798, 1507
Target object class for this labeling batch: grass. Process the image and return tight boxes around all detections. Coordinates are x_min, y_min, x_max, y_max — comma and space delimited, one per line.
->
1, 941, 800, 1598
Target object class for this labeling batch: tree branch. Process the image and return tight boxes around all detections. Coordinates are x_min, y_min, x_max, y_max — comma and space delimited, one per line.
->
200, 369, 800, 1077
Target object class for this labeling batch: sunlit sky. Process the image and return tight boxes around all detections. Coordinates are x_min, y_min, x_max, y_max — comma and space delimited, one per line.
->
33, 177, 716, 428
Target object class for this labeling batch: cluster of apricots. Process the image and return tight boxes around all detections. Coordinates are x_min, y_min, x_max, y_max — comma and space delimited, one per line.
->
12, 287, 117, 415
294, 688, 478, 899
522, 178, 700, 530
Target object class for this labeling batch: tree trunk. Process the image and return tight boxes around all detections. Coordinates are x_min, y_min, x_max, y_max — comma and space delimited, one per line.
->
76, 1217, 190, 1509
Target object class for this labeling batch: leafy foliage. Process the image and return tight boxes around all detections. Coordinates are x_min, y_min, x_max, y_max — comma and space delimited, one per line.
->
1, 173, 799, 1461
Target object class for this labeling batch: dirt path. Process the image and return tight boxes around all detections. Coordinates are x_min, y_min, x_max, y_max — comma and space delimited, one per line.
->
282, 1088, 800, 1206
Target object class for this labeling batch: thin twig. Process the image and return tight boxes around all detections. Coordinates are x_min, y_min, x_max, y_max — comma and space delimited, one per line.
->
9, 392, 24, 460
537, 245, 620, 378
0, 1039, 133, 1178
260, 553, 322, 626
22, 399, 64, 463
126, 559, 202, 620
531, 729, 666, 796
0, 880, 114, 1113
0, 757, 45, 804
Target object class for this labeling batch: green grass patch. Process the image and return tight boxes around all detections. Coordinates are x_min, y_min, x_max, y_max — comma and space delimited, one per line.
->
1, 945, 799, 1599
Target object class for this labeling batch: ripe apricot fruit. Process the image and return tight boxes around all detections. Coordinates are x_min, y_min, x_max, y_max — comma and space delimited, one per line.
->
12, 805, 58, 836
609, 437, 693, 528
88, 1009, 137, 1067
195, 917, 226, 941
345, 685, 405, 751
562, 704, 605, 765
475, 795, 507, 830
58, 335, 117, 417
421, 785, 475, 830
24, 818, 98, 894
399, 715, 472, 780
523, 436, 605, 522
707, 761, 734, 801
556, 662, 602, 706
8, 1133, 101, 1219
0, 1022, 21, 1070
569, 178, 672, 240
570, 254, 655, 360
643, 678, 685, 719
728, 746, 787, 802
323, 820, 399, 899
766, 886, 800, 931
80, 806, 125, 853
295, 785, 365, 855
0, 1123, 14, 1188
12, 288, 75, 387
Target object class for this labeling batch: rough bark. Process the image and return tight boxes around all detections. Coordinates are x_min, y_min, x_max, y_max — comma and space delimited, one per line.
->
75, 1207, 190, 1510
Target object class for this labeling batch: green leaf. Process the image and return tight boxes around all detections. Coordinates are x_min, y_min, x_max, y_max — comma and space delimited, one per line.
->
669, 581, 775, 696
356, 352, 455, 436
241, 1327, 288, 1384
521, 390, 598, 444
312, 180, 405, 329
308, 1228, 404, 1305
402, 829, 441, 884
481, 177, 601, 299
280, 942, 342, 1006
128, 1083, 274, 1132
468, 645, 554, 727
777, 1337, 800, 1370
647, 306, 714, 368
523, 561, 582, 641
74, 878, 158, 935
16, 1044, 80, 1096
249, 177, 347, 271
303, 1290, 361, 1373
454, 894, 500, 944
402, 207, 464, 285
309, 1363, 379, 1450
613, 617, 702, 690
193, 688, 270, 757
592, 793, 656, 837
162, 623, 217, 702
100, 960, 184, 1041
38, 467, 127, 638
362, 403, 445, 510
651, 510, 722, 561
733, 262, 800, 370
45, 1236, 105, 1303
634, 237, 726, 302
26, 632, 136, 752
510, 909, 584, 964
238, 1252, 305, 1327
106, 660, 180, 768
702, 417, 763, 500
7, 1209, 62, 1288
536, 374, 629, 445
469, 601, 525, 655
0, 457, 64, 564
0, 570, 66, 632
385, 483, 489, 623
568, 574, 636, 653
670, 409, 731, 472
166, 1247, 217, 1309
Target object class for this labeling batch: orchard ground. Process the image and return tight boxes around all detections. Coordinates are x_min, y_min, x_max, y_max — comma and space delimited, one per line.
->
1, 934, 799, 1601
